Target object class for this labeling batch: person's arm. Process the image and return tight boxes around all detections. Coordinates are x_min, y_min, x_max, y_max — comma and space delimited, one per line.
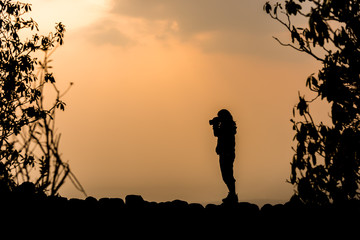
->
212, 124, 220, 137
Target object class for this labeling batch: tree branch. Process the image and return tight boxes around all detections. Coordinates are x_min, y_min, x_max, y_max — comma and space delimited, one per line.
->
273, 36, 325, 62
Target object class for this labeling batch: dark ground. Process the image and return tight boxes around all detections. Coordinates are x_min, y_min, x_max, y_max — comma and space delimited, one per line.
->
1, 183, 359, 238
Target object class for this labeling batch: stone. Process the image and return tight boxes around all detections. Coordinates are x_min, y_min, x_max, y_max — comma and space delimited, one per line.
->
125, 194, 145, 208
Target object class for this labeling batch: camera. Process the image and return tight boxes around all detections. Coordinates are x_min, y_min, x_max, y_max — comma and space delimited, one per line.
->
209, 117, 220, 126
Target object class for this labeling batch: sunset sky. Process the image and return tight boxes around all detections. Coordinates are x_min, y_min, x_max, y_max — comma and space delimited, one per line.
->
27, 0, 328, 205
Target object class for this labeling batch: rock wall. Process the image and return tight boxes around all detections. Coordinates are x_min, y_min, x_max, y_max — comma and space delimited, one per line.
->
1, 183, 359, 238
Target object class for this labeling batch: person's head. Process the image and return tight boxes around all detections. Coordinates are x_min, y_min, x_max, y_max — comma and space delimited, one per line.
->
217, 109, 233, 122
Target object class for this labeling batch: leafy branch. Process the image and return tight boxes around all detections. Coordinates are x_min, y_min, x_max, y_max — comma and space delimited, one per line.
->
264, 0, 360, 205
0, 0, 85, 197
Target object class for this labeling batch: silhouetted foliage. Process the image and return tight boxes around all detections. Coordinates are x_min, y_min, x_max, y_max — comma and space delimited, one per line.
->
264, 0, 360, 205
0, 0, 85, 197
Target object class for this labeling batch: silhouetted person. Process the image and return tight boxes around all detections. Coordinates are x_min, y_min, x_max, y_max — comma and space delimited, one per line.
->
210, 109, 238, 203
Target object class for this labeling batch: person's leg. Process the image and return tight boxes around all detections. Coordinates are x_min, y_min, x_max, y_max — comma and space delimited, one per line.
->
219, 153, 237, 201
227, 178, 236, 195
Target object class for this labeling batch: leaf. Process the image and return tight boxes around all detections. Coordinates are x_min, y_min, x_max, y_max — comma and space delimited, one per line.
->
285, 0, 302, 15
56, 101, 66, 111
308, 142, 318, 156
311, 154, 317, 165
290, 161, 297, 184
291, 26, 301, 44
297, 95, 308, 116
26, 107, 36, 118
44, 73, 55, 83
264, 2, 272, 14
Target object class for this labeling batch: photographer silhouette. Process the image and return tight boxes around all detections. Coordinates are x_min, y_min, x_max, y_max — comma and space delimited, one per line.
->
210, 109, 238, 203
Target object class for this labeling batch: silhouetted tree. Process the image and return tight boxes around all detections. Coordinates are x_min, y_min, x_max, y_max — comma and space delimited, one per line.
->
0, 0, 85, 196
264, 0, 360, 205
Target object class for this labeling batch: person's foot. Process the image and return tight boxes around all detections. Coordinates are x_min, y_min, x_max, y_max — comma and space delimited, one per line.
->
222, 192, 238, 204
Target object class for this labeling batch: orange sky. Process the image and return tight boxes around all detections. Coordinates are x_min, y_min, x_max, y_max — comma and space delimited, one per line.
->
27, 0, 328, 205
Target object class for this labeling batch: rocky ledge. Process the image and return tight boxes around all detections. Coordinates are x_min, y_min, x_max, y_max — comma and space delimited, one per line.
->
1, 183, 359, 237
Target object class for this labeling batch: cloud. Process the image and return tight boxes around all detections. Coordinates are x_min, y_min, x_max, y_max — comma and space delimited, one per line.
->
111, 0, 275, 37
78, 18, 136, 47
90, 27, 135, 47
82, 0, 290, 57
